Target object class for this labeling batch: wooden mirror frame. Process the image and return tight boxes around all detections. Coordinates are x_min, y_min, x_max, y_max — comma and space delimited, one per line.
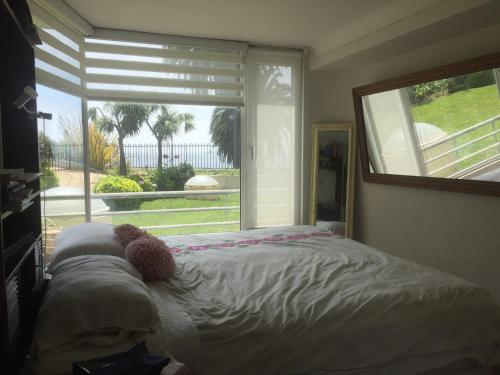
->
309, 123, 356, 238
352, 52, 500, 197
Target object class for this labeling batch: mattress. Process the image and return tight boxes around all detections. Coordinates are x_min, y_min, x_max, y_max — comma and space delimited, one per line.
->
157, 226, 500, 374
34, 225, 500, 375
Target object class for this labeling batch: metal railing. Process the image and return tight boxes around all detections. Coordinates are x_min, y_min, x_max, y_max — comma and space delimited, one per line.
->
50, 144, 84, 170
422, 115, 500, 177
49, 143, 233, 171
41, 189, 240, 231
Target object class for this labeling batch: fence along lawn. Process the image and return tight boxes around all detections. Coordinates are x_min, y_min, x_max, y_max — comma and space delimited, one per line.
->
50, 143, 234, 170
46, 193, 241, 236
109, 193, 240, 236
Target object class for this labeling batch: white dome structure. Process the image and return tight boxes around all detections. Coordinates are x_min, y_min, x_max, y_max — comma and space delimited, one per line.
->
415, 122, 448, 146
185, 175, 219, 187
384, 122, 447, 152
382, 122, 454, 177
184, 175, 220, 200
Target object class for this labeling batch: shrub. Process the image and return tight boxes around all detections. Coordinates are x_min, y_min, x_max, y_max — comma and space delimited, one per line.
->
88, 123, 117, 173
448, 71, 495, 93
151, 168, 175, 191
129, 171, 155, 192
94, 175, 143, 210
152, 163, 195, 191
408, 79, 450, 104
38, 133, 54, 170
40, 169, 58, 191
167, 163, 195, 190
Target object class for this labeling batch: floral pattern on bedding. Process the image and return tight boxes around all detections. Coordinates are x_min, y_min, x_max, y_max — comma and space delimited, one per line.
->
169, 231, 338, 254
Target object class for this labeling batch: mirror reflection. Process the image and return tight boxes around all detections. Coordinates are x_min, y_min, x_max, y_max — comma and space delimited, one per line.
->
362, 68, 500, 181
310, 124, 355, 238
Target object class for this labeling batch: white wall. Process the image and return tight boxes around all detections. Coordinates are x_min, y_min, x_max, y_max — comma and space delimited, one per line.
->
308, 23, 500, 302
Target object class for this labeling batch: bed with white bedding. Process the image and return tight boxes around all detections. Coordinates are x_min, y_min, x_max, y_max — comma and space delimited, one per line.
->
34, 225, 500, 375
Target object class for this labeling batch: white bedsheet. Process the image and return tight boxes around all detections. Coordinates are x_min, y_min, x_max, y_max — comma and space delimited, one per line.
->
154, 225, 500, 375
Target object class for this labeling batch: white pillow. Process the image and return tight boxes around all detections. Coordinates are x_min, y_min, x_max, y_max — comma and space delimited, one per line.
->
48, 223, 124, 272
35, 255, 160, 354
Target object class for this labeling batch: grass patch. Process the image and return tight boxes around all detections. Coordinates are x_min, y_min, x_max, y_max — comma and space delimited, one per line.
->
411, 85, 500, 133
146, 224, 240, 237
411, 84, 500, 171
49, 194, 241, 236
139, 194, 239, 209
194, 168, 240, 176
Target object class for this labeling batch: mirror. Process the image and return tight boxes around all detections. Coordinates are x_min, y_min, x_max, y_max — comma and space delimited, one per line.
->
353, 52, 500, 196
310, 123, 356, 238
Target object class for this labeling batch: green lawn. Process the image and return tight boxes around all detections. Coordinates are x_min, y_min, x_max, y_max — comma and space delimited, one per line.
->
411, 84, 500, 171
411, 84, 500, 133
109, 194, 240, 236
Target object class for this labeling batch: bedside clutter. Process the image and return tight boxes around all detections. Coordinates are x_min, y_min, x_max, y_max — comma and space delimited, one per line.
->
73, 342, 168, 375
72, 341, 190, 374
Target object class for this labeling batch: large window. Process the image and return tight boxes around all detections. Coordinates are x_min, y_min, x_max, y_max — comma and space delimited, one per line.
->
31, 5, 303, 258
87, 101, 241, 237
37, 85, 84, 257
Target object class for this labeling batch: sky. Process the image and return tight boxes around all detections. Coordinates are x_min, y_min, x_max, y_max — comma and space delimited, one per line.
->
36, 84, 216, 145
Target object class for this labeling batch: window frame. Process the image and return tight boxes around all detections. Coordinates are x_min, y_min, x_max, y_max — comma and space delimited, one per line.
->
32, 4, 304, 230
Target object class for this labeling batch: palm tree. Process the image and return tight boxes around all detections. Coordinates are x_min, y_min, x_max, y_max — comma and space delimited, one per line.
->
209, 107, 241, 168
258, 65, 292, 104
209, 65, 291, 168
88, 103, 146, 176
143, 105, 195, 169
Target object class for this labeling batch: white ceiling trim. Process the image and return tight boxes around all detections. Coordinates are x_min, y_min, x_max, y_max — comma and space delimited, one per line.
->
29, 0, 93, 36
311, 0, 493, 70
93, 28, 248, 52
40, 0, 499, 71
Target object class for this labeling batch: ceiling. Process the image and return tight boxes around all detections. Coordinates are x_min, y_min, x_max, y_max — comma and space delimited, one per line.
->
62, 0, 498, 70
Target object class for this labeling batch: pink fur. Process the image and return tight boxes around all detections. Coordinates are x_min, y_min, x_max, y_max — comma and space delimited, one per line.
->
114, 224, 147, 247
125, 235, 175, 281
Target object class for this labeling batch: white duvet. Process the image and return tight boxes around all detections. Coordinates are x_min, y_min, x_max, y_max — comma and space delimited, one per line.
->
152, 225, 500, 375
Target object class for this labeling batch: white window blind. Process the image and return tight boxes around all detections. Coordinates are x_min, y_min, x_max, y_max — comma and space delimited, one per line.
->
84, 38, 245, 106
29, 3, 245, 107
245, 51, 302, 228
30, 1, 84, 97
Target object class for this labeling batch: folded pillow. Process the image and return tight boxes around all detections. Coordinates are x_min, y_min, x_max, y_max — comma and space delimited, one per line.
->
48, 223, 124, 272
35, 255, 160, 354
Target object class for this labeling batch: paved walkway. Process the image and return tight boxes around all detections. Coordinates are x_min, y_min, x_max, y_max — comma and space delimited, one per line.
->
54, 170, 105, 189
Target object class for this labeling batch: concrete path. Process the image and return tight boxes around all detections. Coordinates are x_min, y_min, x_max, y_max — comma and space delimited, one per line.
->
54, 170, 105, 189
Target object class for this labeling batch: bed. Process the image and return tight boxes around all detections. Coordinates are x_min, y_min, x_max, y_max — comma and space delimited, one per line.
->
33, 225, 500, 375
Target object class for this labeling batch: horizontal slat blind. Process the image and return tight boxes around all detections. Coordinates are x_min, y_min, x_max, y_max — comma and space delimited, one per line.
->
84, 39, 245, 106
30, 2, 84, 97
29, 2, 245, 106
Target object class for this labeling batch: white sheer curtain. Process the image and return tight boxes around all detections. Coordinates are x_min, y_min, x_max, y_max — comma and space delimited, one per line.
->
244, 51, 302, 228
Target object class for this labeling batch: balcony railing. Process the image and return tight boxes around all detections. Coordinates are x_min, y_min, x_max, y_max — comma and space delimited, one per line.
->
421, 115, 500, 177
49, 143, 234, 170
